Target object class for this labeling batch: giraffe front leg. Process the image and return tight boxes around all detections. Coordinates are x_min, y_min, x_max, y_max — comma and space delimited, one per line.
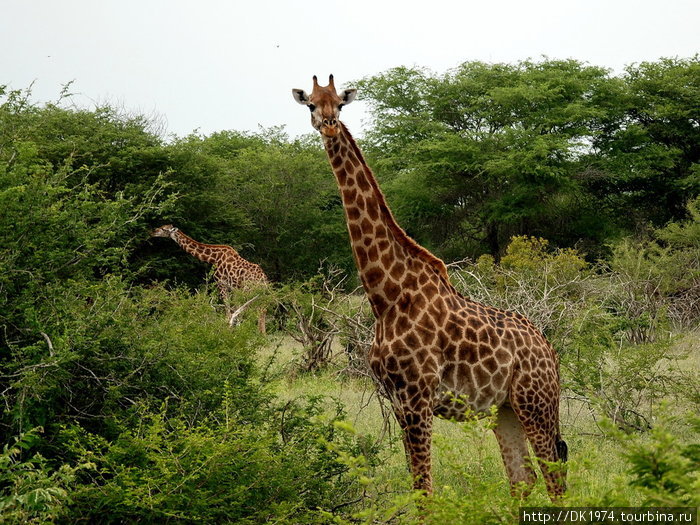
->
369, 344, 438, 495
394, 402, 435, 495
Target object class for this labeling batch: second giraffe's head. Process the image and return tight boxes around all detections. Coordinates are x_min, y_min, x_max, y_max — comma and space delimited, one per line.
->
292, 74, 357, 138
150, 224, 179, 239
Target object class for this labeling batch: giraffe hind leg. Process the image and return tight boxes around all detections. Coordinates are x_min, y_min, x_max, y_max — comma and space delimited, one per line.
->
522, 425, 567, 499
510, 380, 568, 499
493, 404, 537, 497
557, 436, 568, 463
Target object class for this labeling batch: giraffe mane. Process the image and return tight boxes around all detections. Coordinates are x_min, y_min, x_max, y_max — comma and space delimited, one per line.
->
340, 122, 450, 281
175, 230, 240, 254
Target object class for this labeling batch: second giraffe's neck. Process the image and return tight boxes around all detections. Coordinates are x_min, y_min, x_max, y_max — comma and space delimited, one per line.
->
323, 123, 449, 317
172, 230, 228, 265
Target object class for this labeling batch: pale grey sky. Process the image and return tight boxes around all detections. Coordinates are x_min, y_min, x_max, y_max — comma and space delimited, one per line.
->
2, 0, 698, 139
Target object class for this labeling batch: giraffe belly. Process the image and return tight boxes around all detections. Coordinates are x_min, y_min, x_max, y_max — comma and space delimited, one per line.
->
434, 363, 512, 420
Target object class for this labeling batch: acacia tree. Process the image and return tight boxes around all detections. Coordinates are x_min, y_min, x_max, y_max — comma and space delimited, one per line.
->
357, 59, 614, 259
588, 57, 700, 230
357, 58, 700, 260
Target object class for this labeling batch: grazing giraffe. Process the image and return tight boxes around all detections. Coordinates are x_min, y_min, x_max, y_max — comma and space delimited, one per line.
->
151, 225, 268, 332
292, 75, 567, 498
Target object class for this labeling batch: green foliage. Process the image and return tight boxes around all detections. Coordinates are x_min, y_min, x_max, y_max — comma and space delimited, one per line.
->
358, 59, 621, 259
2, 56, 699, 522
590, 57, 700, 229
56, 397, 370, 523
0, 83, 170, 206
565, 326, 678, 432
272, 267, 347, 372
620, 414, 700, 507
605, 238, 673, 343
654, 197, 700, 325
605, 198, 700, 330
501, 235, 589, 283
568, 412, 700, 508
657, 196, 700, 248
160, 128, 351, 283
452, 235, 591, 340
0, 428, 77, 524
357, 57, 700, 260
2, 277, 267, 436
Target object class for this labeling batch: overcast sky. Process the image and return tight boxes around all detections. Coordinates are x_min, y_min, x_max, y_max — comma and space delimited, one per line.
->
2, 0, 698, 139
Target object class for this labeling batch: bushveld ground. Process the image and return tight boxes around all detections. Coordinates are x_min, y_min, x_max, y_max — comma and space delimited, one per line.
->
261, 327, 699, 523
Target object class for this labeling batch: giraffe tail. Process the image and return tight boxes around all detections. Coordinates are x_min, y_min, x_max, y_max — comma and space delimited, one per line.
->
556, 435, 568, 463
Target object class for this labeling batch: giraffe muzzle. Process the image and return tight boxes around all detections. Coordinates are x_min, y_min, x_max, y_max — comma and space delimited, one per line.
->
320, 118, 339, 137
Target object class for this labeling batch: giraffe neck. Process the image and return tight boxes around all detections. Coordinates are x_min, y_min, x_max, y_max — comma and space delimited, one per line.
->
323, 122, 449, 317
172, 230, 226, 265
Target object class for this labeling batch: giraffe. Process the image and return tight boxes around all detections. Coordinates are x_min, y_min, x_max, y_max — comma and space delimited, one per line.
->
150, 225, 268, 332
293, 75, 567, 499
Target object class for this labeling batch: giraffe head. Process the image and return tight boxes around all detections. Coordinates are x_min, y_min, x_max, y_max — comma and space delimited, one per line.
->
292, 74, 357, 137
151, 224, 179, 239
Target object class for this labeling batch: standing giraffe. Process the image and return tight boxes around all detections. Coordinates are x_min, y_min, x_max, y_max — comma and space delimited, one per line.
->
292, 75, 567, 498
151, 225, 268, 332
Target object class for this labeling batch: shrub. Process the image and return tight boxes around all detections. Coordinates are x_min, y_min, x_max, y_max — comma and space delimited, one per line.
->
450, 235, 592, 346
620, 414, 700, 507
58, 397, 373, 523
2, 280, 266, 439
570, 412, 700, 508
563, 320, 678, 432
0, 428, 77, 524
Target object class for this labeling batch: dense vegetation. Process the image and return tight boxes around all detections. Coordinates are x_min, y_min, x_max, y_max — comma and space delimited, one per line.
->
358, 58, 700, 260
1, 57, 698, 523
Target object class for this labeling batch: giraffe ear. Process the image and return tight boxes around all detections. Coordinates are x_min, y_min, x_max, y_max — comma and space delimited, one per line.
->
341, 89, 357, 106
292, 89, 310, 105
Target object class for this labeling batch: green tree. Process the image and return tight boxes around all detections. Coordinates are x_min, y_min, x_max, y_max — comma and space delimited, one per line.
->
357, 59, 615, 259
160, 129, 352, 282
589, 57, 700, 230
0, 84, 170, 199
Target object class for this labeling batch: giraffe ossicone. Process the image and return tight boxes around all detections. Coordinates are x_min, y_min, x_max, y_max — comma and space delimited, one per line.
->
151, 224, 268, 332
292, 75, 568, 499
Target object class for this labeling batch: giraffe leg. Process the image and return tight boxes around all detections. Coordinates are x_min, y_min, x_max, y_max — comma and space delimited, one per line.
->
510, 375, 567, 500
369, 345, 438, 496
394, 402, 435, 495
493, 405, 537, 497
523, 428, 567, 499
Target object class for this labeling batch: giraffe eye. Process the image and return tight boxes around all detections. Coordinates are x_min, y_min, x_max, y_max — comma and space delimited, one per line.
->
308, 104, 316, 112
